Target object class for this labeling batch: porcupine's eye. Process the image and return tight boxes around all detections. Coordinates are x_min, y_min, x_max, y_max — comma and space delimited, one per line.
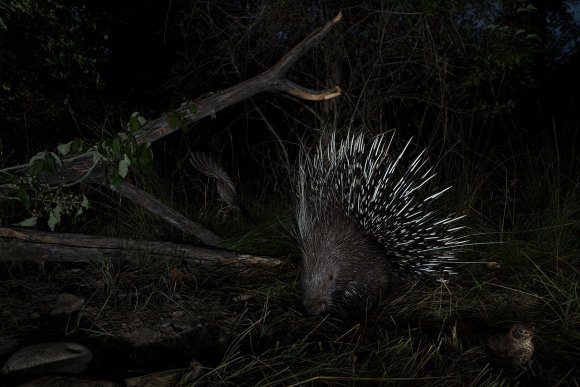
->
328, 267, 337, 283
514, 327, 530, 338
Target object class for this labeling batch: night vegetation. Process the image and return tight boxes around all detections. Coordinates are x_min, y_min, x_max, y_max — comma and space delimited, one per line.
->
1, 1, 579, 385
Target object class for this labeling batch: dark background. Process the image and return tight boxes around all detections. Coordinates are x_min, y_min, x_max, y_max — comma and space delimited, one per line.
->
1, 0, 579, 229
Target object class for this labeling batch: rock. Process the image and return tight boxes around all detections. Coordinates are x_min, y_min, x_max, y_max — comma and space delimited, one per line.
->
49, 293, 86, 316
2, 342, 93, 375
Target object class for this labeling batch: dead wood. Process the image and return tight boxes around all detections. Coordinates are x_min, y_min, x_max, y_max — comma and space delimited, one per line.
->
106, 181, 220, 246
2, 12, 342, 188
0, 13, 343, 252
0, 227, 283, 268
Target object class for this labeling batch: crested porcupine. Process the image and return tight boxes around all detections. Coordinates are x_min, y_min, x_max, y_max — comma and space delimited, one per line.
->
297, 131, 467, 316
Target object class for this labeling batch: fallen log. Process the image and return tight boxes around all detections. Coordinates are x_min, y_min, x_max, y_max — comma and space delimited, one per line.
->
0, 227, 283, 268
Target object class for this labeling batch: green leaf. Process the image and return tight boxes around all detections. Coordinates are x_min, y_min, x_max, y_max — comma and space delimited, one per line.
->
527, 4, 537, 11
136, 145, 153, 167
48, 205, 62, 231
16, 216, 38, 227
189, 104, 198, 114
71, 139, 84, 153
17, 184, 31, 209
128, 116, 141, 133
81, 195, 90, 209
167, 111, 181, 129
75, 195, 90, 217
128, 120, 138, 133
49, 152, 62, 167
111, 137, 122, 158
516, 6, 535, 13
110, 174, 122, 187
29, 151, 47, 165
127, 139, 137, 163
128, 112, 147, 132
92, 149, 104, 163
29, 160, 44, 177
28, 152, 55, 176
96, 141, 108, 159
75, 205, 85, 217
118, 154, 131, 178
57, 142, 72, 157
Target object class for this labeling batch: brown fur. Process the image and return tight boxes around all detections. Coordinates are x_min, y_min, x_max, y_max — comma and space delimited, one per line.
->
299, 211, 395, 316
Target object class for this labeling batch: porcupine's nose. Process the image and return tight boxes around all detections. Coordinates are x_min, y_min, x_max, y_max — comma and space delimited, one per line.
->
303, 298, 330, 316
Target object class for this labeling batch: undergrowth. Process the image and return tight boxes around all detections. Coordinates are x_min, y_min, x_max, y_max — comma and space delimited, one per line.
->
61, 121, 577, 386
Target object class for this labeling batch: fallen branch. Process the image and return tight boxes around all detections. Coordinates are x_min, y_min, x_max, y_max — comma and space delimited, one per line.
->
0, 12, 343, 248
106, 181, 220, 246
0, 227, 283, 268
4, 12, 343, 187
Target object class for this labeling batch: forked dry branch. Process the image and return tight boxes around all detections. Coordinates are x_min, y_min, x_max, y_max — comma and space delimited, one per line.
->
0, 13, 343, 255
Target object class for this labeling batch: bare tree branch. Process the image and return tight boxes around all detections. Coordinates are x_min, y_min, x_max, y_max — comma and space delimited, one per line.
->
0, 12, 343, 248
4, 12, 343, 188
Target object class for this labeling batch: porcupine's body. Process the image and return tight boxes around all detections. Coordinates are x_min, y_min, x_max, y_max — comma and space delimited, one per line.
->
297, 131, 467, 316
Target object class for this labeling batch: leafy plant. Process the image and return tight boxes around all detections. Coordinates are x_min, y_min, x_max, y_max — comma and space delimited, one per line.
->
1, 112, 152, 230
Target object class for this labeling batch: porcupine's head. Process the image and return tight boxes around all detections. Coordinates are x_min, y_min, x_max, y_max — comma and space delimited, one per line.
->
298, 206, 395, 316
297, 131, 467, 316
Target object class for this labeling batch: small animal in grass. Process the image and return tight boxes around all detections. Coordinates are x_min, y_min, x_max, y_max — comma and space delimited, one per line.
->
484, 323, 535, 370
